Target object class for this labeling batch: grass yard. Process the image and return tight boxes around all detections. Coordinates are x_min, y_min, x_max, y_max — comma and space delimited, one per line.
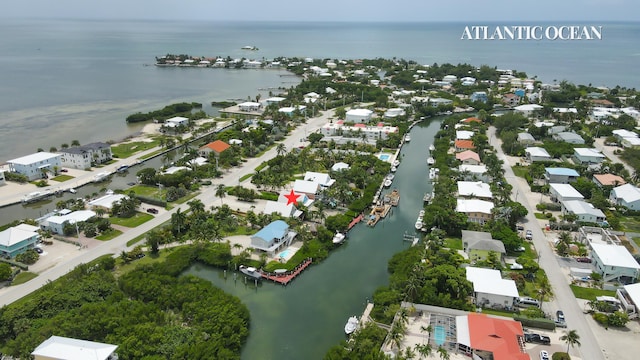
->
51, 175, 74, 182
139, 149, 164, 160
11, 272, 38, 286
111, 139, 160, 159
570, 285, 616, 301
110, 212, 154, 228
444, 237, 463, 250
534, 212, 549, 220
115, 247, 175, 276
96, 229, 123, 241
239, 174, 253, 182
619, 217, 640, 232
511, 165, 529, 178
129, 184, 166, 199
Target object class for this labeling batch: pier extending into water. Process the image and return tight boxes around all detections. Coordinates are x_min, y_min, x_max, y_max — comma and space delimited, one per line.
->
261, 258, 313, 286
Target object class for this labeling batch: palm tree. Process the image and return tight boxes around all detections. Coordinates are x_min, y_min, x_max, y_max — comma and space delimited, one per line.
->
171, 209, 187, 235
415, 343, 432, 358
276, 143, 287, 157
560, 329, 581, 354
215, 184, 226, 205
437, 346, 450, 360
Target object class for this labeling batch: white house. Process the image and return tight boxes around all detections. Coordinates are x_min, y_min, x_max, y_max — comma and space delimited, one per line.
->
621, 137, 640, 148
610, 184, 640, 210
456, 130, 475, 140
263, 201, 302, 218
303, 171, 335, 188
458, 181, 493, 200
0, 225, 40, 258
331, 162, 350, 172
238, 102, 263, 112
545, 168, 579, 184
164, 116, 189, 128
612, 129, 638, 142
32, 335, 118, 360
517, 133, 536, 145
456, 199, 494, 225
277, 190, 313, 207
346, 109, 373, 123
561, 200, 606, 224
293, 179, 320, 199
265, 97, 286, 106
553, 132, 585, 144
384, 108, 406, 118
320, 121, 398, 141
458, 164, 490, 183
573, 148, 606, 165
7, 152, 62, 180
278, 105, 306, 117
524, 147, 552, 162
39, 210, 96, 235
514, 104, 543, 116
88, 193, 128, 211
250, 220, 297, 256
590, 243, 640, 284
549, 183, 584, 203
59, 142, 112, 170
617, 283, 640, 319
466, 267, 519, 309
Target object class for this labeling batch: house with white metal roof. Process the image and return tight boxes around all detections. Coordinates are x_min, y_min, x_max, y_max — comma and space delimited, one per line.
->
544, 167, 579, 184
617, 283, 640, 319
552, 132, 585, 144
514, 104, 543, 116
466, 267, 519, 309
458, 164, 490, 183
622, 137, 640, 148
331, 162, 350, 172
549, 183, 584, 203
32, 335, 118, 360
0, 225, 40, 258
39, 210, 96, 235
456, 199, 494, 225
612, 129, 638, 141
263, 201, 302, 218
561, 200, 606, 224
517, 133, 536, 145
303, 171, 335, 188
573, 148, 606, 164
610, 183, 640, 210
524, 147, 552, 162
292, 179, 320, 199
345, 108, 373, 123
456, 130, 475, 140
7, 152, 62, 180
458, 181, 493, 200
87, 193, 128, 211
590, 243, 640, 284
164, 116, 189, 128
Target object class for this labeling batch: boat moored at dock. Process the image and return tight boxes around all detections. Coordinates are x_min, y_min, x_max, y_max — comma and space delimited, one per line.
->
93, 171, 112, 183
21, 190, 53, 204
344, 316, 359, 335
239, 265, 262, 280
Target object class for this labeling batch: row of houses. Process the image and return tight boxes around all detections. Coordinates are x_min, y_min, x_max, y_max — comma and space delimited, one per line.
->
525, 146, 606, 164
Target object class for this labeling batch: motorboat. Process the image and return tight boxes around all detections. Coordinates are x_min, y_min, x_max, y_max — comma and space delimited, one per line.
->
116, 164, 129, 173
68, 188, 77, 194
241, 45, 259, 50
427, 157, 435, 165
385, 173, 395, 181
392, 159, 400, 167
332, 232, 347, 244
414, 220, 423, 230
429, 144, 435, 151
93, 171, 111, 183
390, 166, 397, 173
429, 168, 437, 180
239, 265, 262, 280
21, 190, 52, 204
383, 179, 392, 188
404, 134, 411, 142
344, 316, 359, 335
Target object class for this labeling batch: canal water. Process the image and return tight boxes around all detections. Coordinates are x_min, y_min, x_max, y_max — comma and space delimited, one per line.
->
184, 118, 442, 360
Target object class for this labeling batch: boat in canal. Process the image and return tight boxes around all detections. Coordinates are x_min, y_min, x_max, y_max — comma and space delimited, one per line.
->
392, 159, 400, 167
116, 164, 129, 173
383, 178, 392, 188
93, 171, 111, 183
429, 144, 435, 151
344, 316, 359, 335
404, 134, 411, 142
427, 157, 435, 165
390, 165, 397, 173
332, 232, 347, 244
21, 190, 53, 204
239, 265, 263, 280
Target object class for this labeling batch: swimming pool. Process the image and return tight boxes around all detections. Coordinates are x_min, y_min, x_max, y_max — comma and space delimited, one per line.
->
378, 154, 391, 161
278, 247, 298, 261
434, 325, 446, 346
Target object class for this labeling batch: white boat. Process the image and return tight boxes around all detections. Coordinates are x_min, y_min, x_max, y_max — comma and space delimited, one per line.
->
68, 188, 77, 194
93, 171, 111, 183
415, 220, 423, 230
21, 190, 52, 204
392, 159, 400, 167
383, 179, 392, 188
419, 210, 425, 217
332, 232, 347, 244
241, 45, 258, 50
116, 164, 129, 173
385, 173, 395, 181
429, 144, 435, 151
404, 134, 411, 142
427, 157, 435, 165
429, 168, 437, 180
344, 316, 359, 335
390, 166, 397, 173
239, 265, 262, 280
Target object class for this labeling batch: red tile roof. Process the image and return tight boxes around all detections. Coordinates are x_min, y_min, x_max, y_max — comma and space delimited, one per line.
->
468, 313, 529, 360
593, 173, 626, 186
463, 117, 482, 123
201, 140, 230, 153
455, 140, 475, 150
456, 150, 480, 162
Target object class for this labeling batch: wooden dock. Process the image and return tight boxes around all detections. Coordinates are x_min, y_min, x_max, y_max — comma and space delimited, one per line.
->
348, 214, 363, 230
261, 258, 313, 286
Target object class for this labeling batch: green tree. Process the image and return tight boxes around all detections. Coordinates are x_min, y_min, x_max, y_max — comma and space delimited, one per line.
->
0, 263, 12, 281
215, 184, 227, 206
560, 329, 581, 354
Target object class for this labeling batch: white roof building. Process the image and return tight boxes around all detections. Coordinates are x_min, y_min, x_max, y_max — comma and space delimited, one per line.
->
384, 108, 406, 118
525, 147, 552, 162
293, 179, 320, 197
263, 200, 302, 218
40, 210, 96, 235
0, 226, 40, 258
573, 148, 606, 164
7, 152, 62, 181
458, 164, 490, 183
345, 109, 373, 123
549, 183, 584, 203
164, 116, 189, 128
331, 162, 350, 172
466, 267, 519, 308
561, 200, 606, 224
456, 130, 475, 140
456, 199, 494, 224
618, 283, 640, 319
610, 183, 640, 210
514, 104, 543, 116
31, 335, 118, 360
458, 181, 493, 199
88, 193, 128, 210
591, 243, 640, 283
303, 171, 335, 187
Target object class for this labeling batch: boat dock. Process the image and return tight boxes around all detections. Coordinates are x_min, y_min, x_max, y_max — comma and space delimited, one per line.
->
261, 258, 313, 286
348, 214, 363, 230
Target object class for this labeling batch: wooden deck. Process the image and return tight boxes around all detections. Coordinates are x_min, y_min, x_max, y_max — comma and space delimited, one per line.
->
348, 214, 363, 229
261, 258, 313, 286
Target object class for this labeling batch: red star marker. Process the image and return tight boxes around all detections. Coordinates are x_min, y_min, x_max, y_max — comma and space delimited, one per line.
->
284, 189, 300, 205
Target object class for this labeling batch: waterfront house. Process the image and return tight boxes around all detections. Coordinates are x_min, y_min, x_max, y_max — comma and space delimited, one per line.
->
590, 243, 640, 284
462, 231, 506, 264
59, 142, 112, 170
456, 130, 474, 140
345, 108, 373, 123
466, 267, 518, 309
198, 140, 230, 158
517, 133, 536, 145
303, 171, 335, 188
593, 174, 626, 188
609, 183, 640, 210
39, 210, 96, 235
32, 335, 118, 360
544, 167, 579, 184
552, 132, 585, 144
278, 105, 306, 117
456, 199, 494, 225
514, 104, 543, 117
164, 116, 189, 129
265, 97, 286, 106
238, 102, 263, 112
250, 220, 297, 257
549, 183, 584, 203
0, 224, 40, 258
573, 148, 606, 165
458, 164, 490, 183
458, 181, 493, 200
7, 152, 62, 180
384, 108, 406, 118
456, 313, 529, 360
617, 283, 640, 319
455, 140, 475, 152
561, 200, 606, 224
292, 180, 320, 200
456, 150, 481, 165
524, 147, 551, 162
87, 193, 128, 211
263, 201, 302, 218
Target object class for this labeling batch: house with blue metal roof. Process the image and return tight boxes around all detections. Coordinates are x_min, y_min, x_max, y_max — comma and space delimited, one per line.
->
250, 220, 297, 256
544, 167, 580, 184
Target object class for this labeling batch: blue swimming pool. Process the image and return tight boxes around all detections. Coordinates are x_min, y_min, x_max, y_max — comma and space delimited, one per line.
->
434, 325, 446, 346
378, 154, 391, 161
278, 248, 293, 260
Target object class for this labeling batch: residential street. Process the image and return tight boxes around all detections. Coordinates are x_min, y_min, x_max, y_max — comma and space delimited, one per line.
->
0, 110, 335, 307
489, 126, 604, 360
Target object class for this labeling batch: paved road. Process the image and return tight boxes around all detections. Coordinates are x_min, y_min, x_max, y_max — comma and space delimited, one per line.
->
489, 126, 604, 360
0, 111, 334, 307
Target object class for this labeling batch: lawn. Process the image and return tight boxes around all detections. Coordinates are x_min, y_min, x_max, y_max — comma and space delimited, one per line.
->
110, 212, 154, 228
51, 175, 74, 182
139, 149, 164, 160
239, 174, 253, 182
444, 237, 463, 250
95, 229, 123, 241
111, 139, 160, 159
129, 184, 166, 199
633, 237, 640, 248
511, 165, 529, 178
570, 285, 616, 301
619, 216, 640, 232
534, 212, 549, 220
11, 271, 38, 285
127, 233, 147, 247
115, 247, 175, 276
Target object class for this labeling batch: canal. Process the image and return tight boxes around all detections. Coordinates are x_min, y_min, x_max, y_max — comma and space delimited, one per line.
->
184, 118, 442, 360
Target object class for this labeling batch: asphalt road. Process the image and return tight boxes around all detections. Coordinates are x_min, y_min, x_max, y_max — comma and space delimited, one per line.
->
489, 126, 604, 360
0, 110, 335, 307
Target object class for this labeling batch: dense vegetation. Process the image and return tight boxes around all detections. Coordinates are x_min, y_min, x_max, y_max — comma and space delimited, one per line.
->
125, 102, 202, 123
0, 245, 249, 359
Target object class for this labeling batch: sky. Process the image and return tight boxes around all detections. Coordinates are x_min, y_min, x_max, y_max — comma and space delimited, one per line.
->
2, 0, 639, 22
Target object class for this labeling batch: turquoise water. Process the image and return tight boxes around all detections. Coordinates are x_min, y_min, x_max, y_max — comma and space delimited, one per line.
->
278, 248, 292, 259
378, 154, 391, 161
434, 325, 446, 346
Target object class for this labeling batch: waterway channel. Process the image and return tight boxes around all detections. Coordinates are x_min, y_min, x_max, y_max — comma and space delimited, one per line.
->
184, 118, 442, 360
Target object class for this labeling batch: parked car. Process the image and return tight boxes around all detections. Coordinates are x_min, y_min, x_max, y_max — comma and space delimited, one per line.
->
525, 230, 533, 240
540, 350, 550, 360
146, 208, 159, 214
517, 296, 540, 307
576, 257, 592, 263
516, 225, 525, 231
525, 333, 551, 345
555, 320, 567, 328
34, 247, 43, 254
60, 169, 68, 173
556, 310, 565, 322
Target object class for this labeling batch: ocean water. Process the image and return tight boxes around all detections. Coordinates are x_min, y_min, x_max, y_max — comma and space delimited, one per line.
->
0, 19, 638, 160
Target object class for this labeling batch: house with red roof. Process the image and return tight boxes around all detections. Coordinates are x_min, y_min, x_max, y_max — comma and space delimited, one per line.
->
457, 313, 529, 360
462, 117, 482, 124
455, 140, 475, 152
456, 150, 481, 165
199, 140, 230, 157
